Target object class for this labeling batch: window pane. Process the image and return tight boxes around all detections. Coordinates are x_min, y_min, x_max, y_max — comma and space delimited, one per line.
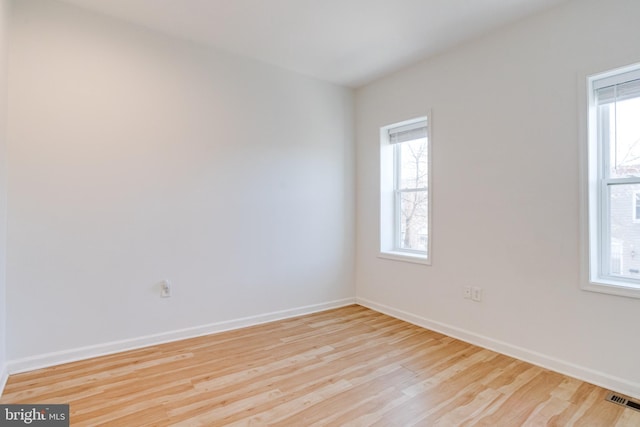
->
608, 183, 640, 278
603, 94, 640, 178
399, 190, 428, 252
398, 138, 428, 189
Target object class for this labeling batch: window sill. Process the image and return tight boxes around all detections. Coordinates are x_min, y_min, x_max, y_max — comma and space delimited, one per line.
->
378, 251, 430, 265
582, 279, 640, 299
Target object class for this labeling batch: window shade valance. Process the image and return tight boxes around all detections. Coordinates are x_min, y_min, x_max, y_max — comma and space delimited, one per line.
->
388, 120, 427, 144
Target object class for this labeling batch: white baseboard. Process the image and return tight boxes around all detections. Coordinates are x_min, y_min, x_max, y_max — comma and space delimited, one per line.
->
7, 296, 637, 402
6, 298, 356, 377
357, 297, 640, 400
0, 362, 8, 397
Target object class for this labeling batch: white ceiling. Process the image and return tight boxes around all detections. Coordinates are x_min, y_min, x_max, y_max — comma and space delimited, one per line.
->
59, 0, 569, 88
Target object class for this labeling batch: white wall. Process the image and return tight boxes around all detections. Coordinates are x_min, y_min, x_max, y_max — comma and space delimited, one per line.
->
356, 0, 640, 397
7, 0, 354, 361
0, 0, 9, 387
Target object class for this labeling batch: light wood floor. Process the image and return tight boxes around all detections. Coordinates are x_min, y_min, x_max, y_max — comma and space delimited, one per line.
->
2, 305, 638, 426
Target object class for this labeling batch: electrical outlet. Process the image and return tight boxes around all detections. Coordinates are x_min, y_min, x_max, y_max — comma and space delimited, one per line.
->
160, 280, 171, 298
471, 287, 482, 302
464, 286, 472, 299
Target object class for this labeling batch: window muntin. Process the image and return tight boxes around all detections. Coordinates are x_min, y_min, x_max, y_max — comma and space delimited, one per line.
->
380, 116, 430, 264
587, 64, 640, 296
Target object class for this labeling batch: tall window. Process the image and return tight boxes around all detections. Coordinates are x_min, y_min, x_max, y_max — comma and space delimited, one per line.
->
380, 116, 430, 264
587, 63, 640, 297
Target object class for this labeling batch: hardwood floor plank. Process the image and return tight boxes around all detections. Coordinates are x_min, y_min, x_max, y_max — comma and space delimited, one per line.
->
1, 305, 636, 426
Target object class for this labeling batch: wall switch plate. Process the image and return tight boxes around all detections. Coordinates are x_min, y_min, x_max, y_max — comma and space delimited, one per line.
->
472, 287, 482, 302
464, 286, 472, 299
160, 280, 171, 298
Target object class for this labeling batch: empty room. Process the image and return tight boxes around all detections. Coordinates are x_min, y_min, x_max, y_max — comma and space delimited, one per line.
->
0, 0, 639, 425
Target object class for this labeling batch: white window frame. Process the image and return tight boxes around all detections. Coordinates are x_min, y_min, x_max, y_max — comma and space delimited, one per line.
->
585, 63, 640, 298
379, 115, 431, 265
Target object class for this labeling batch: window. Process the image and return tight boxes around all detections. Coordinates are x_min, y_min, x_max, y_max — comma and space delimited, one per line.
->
633, 191, 640, 222
587, 63, 640, 297
380, 116, 431, 264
